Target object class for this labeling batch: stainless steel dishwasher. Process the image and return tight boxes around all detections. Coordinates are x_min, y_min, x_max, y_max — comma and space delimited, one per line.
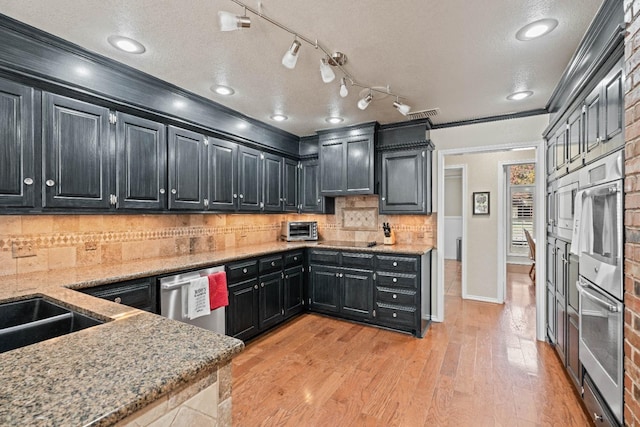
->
159, 266, 226, 335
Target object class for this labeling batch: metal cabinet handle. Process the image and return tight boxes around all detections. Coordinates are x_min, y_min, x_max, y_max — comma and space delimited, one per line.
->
392, 294, 397, 299
393, 261, 398, 267
171, 189, 177, 194
382, 197, 386, 201
260, 283, 264, 288
393, 278, 397, 283
23, 178, 33, 185
159, 188, 165, 194
336, 273, 340, 277
285, 275, 289, 279
114, 297, 122, 304
233, 193, 238, 199
254, 284, 258, 290
293, 256, 298, 261
239, 194, 244, 199
271, 261, 276, 266
243, 268, 247, 273
45, 179, 55, 187
594, 413, 603, 422
317, 198, 321, 203
392, 312, 397, 318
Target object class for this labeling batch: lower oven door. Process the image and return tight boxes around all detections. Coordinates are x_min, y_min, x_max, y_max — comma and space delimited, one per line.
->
578, 277, 623, 424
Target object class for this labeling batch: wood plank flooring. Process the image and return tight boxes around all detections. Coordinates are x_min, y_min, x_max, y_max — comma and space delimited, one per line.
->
231, 261, 590, 426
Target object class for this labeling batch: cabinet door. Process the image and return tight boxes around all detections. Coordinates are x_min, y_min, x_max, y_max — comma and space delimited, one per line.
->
259, 271, 284, 330
262, 152, 282, 212
227, 278, 259, 341
300, 158, 322, 212
284, 265, 304, 318
238, 145, 262, 211
546, 140, 555, 178
546, 238, 556, 292
80, 278, 157, 313
116, 113, 166, 210
167, 126, 206, 210
567, 311, 581, 389
547, 284, 556, 343
208, 137, 238, 211
555, 240, 566, 299
0, 78, 35, 207
567, 106, 583, 172
309, 265, 340, 313
341, 268, 373, 319
283, 158, 299, 212
555, 295, 566, 364
380, 149, 425, 214
43, 93, 111, 208
567, 251, 579, 312
584, 84, 601, 162
320, 140, 344, 194
345, 135, 374, 194
602, 64, 623, 151
554, 124, 567, 175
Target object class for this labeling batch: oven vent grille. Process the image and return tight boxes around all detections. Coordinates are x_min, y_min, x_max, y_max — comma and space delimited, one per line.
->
407, 108, 440, 120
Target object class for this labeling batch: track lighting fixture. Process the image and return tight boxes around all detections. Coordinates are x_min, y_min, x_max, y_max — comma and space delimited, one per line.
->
282, 39, 301, 69
358, 92, 373, 110
339, 78, 348, 98
320, 58, 336, 83
393, 98, 411, 116
218, 10, 251, 31
219, 0, 411, 117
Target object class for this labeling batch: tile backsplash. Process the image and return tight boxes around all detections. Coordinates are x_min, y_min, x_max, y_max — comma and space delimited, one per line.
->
0, 196, 435, 276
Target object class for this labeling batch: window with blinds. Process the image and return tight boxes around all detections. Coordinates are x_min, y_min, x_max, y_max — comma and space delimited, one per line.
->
508, 164, 535, 255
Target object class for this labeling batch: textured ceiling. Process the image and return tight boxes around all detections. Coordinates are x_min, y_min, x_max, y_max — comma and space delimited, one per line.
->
0, 1, 603, 136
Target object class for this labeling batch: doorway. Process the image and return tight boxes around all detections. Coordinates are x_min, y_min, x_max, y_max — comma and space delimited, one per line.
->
443, 165, 465, 300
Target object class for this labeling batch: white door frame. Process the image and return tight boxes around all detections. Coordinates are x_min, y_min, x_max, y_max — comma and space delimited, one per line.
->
443, 164, 468, 300
436, 140, 546, 340
497, 158, 536, 304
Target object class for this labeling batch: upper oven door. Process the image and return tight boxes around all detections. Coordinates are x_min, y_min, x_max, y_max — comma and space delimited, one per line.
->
577, 178, 623, 299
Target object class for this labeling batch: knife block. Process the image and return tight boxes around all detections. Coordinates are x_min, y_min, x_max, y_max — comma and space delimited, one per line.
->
383, 230, 396, 245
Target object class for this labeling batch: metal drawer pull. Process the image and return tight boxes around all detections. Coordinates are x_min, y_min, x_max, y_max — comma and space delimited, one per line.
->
392, 294, 397, 299
159, 188, 165, 194
239, 194, 244, 199
392, 312, 397, 318
45, 179, 55, 187
294, 257, 298, 261
336, 273, 340, 277
171, 189, 177, 194
23, 178, 33, 185
114, 297, 122, 304
254, 284, 258, 290
243, 268, 248, 273
594, 413, 603, 422
261, 283, 264, 288
393, 278, 397, 283
393, 261, 397, 267
271, 261, 276, 266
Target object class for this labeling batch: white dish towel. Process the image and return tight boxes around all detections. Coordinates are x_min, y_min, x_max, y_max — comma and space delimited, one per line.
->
570, 190, 593, 256
187, 276, 211, 320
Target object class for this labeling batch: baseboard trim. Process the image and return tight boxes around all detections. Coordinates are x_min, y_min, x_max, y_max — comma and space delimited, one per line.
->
464, 295, 502, 304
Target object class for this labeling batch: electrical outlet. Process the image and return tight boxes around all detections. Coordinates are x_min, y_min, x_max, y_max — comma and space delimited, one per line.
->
85, 241, 98, 251
12, 242, 36, 258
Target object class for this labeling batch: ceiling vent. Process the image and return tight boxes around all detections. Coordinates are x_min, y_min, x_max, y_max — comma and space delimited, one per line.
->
407, 108, 440, 120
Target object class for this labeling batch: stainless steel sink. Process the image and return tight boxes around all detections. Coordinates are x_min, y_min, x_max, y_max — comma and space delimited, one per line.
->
0, 297, 103, 353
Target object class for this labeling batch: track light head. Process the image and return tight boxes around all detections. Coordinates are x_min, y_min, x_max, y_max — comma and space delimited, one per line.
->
218, 11, 251, 31
340, 78, 349, 98
393, 100, 411, 116
358, 92, 373, 110
282, 39, 301, 69
320, 58, 336, 83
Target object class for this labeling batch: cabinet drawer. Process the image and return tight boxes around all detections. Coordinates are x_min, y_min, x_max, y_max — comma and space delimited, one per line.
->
227, 259, 258, 283
341, 252, 374, 269
309, 249, 340, 265
376, 286, 416, 306
81, 279, 156, 313
375, 303, 416, 327
376, 272, 417, 289
583, 374, 616, 427
284, 251, 304, 267
259, 254, 283, 274
376, 255, 417, 272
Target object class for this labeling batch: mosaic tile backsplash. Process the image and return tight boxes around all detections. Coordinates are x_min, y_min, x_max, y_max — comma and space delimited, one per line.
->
0, 196, 435, 276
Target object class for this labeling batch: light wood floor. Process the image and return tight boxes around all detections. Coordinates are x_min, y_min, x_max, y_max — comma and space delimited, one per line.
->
231, 261, 590, 426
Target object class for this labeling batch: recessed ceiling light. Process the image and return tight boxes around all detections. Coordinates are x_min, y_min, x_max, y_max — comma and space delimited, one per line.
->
212, 85, 235, 96
325, 117, 344, 124
516, 19, 558, 41
270, 114, 288, 122
107, 35, 146, 54
507, 91, 533, 101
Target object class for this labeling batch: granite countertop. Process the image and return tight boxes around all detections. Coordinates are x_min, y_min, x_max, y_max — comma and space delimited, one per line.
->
0, 240, 431, 426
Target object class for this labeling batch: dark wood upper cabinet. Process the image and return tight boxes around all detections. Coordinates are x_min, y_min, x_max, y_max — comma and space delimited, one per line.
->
319, 140, 343, 194
300, 158, 321, 213
379, 148, 431, 214
167, 125, 206, 210
0, 78, 35, 208
42, 93, 111, 209
262, 152, 282, 212
116, 112, 167, 210
283, 158, 299, 212
345, 136, 374, 194
238, 145, 262, 211
208, 137, 238, 211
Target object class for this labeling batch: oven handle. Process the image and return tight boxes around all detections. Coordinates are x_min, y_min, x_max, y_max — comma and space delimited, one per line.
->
582, 184, 618, 198
577, 281, 619, 313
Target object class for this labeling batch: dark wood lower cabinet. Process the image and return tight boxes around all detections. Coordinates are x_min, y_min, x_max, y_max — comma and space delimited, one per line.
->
566, 310, 581, 389
79, 278, 157, 313
341, 269, 373, 319
258, 271, 284, 329
309, 265, 340, 313
227, 278, 260, 341
284, 265, 304, 318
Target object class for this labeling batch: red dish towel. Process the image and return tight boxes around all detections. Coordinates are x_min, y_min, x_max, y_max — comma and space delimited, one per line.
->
208, 271, 229, 310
